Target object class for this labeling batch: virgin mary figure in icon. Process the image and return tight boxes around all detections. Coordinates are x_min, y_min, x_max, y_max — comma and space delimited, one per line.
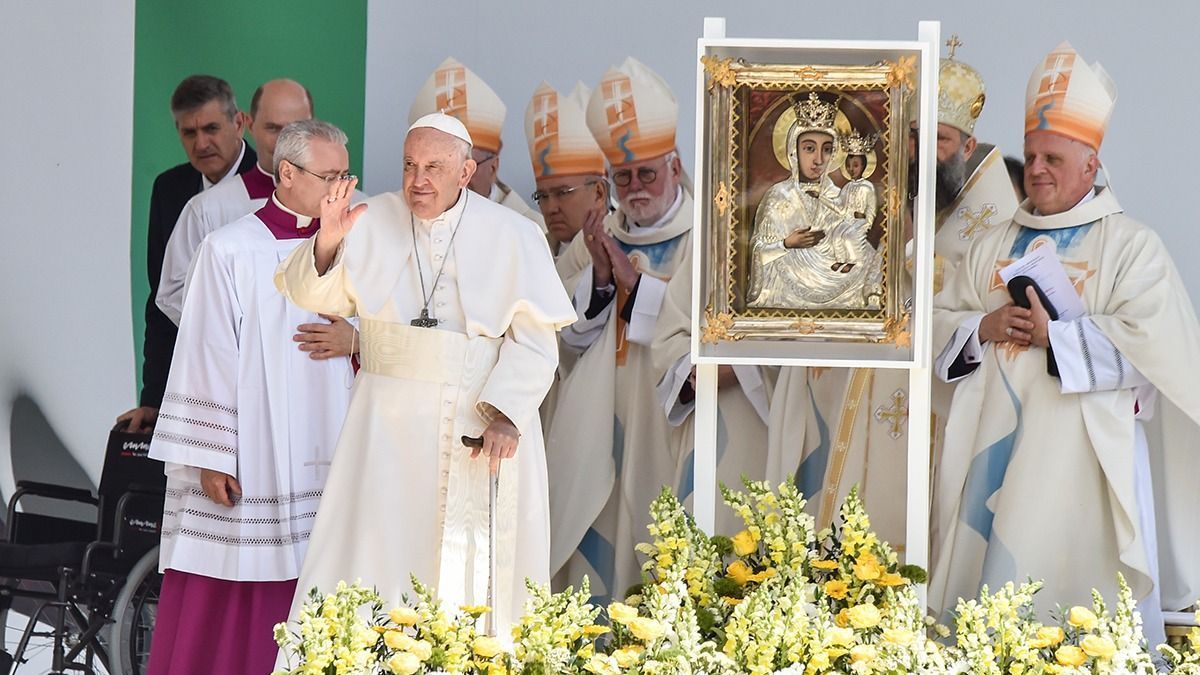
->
746, 93, 880, 311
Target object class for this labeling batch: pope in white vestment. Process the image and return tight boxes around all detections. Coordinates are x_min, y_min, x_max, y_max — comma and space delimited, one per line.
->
930, 43, 1200, 647
275, 114, 574, 638
410, 56, 546, 234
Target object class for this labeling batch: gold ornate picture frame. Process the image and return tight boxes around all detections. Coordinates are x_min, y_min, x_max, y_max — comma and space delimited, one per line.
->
698, 53, 918, 351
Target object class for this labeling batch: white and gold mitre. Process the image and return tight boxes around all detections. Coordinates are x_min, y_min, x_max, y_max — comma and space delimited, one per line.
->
792, 92, 838, 136
586, 57, 677, 166
1024, 41, 1117, 150
525, 81, 605, 178
939, 55, 986, 135
841, 130, 878, 156
408, 57, 506, 153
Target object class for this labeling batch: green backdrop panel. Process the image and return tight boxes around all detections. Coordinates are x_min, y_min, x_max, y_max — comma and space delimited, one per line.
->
130, 0, 367, 392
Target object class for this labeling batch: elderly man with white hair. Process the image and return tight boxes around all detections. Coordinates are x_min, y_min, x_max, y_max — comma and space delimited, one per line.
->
930, 42, 1200, 648
275, 113, 574, 635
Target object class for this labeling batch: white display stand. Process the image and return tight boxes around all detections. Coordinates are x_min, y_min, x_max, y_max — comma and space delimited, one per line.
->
689, 18, 939, 604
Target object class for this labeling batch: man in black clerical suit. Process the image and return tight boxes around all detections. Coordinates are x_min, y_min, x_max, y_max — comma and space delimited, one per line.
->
117, 75, 256, 433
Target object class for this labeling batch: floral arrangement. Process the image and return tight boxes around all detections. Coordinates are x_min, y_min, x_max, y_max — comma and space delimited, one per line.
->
274, 481, 1199, 675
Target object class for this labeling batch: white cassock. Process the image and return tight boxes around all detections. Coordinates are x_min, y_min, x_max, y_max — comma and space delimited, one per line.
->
150, 196, 353, 581
930, 187, 1200, 642
157, 162, 275, 325
650, 245, 772, 535
546, 188, 691, 602
275, 188, 574, 635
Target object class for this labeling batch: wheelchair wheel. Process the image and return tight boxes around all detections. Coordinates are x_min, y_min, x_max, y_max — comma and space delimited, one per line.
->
106, 547, 160, 675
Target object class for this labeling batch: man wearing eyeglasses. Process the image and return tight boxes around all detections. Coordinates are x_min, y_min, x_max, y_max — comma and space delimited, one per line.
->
524, 81, 610, 261
147, 120, 355, 675
545, 58, 693, 603
410, 57, 546, 233
156, 79, 365, 367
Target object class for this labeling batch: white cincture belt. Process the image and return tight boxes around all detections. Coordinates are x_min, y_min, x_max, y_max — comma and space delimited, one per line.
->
359, 318, 472, 383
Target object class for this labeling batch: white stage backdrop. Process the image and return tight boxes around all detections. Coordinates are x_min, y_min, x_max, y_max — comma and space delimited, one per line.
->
364, 0, 1200, 302
0, 1, 138, 492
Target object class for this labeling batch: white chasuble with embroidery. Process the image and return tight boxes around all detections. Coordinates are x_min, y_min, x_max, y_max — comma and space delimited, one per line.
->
930, 187, 1200, 618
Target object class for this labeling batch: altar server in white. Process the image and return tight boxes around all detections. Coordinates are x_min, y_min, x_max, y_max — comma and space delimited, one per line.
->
147, 120, 355, 675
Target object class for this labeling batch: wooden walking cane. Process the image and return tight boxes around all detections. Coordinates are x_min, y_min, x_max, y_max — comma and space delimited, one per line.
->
463, 435, 500, 637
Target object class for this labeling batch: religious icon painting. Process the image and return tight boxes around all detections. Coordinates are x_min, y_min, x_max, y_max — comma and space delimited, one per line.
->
695, 41, 933, 364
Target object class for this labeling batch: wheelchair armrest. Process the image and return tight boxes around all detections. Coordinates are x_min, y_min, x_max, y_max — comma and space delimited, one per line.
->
112, 490, 166, 556
81, 540, 119, 579
12, 481, 99, 506
124, 482, 166, 497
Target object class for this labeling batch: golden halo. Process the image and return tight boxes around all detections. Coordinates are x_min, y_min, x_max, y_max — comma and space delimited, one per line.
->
772, 103, 850, 170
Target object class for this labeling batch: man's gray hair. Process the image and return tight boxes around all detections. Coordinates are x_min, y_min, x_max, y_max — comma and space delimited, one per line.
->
170, 74, 239, 120
273, 119, 348, 175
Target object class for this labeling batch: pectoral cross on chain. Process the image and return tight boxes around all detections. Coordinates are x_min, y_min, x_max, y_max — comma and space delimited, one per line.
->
873, 389, 909, 440
411, 309, 439, 328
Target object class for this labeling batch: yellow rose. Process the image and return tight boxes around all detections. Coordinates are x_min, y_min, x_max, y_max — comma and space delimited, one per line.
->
1080, 635, 1116, 659
389, 607, 420, 626
849, 644, 877, 664
827, 626, 855, 647
385, 652, 421, 675
846, 603, 882, 629
808, 652, 831, 670
583, 655, 619, 675
1055, 645, 1087, 667
882, 628, 914, 646
726, 560, 753, 587
384, 630, 415, 651
810, 559, 840, 571
1067, 606, 1099, 631
732, 530, 758, 557
1036, 626, 1065, 647
876, 572, 905, 586
410, 639, 433, 661
613, 646, 643, 668
627, 617, 665, 642
473, 635, 503, 659
835, 608, 851, 627
824, 579, 849, 600
747, 568, 776, 584
853, 558, 882, 582
608, 601, 638, 624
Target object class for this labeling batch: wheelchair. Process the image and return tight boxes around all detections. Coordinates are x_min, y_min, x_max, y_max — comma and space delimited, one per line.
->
0, 427, 166, 674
